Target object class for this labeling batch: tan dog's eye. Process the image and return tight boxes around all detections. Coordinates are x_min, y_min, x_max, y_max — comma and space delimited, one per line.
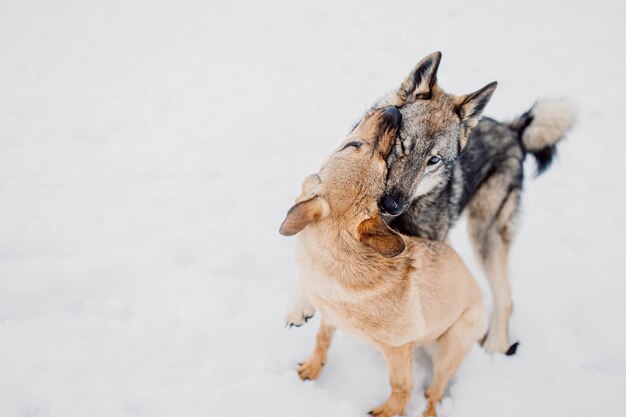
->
341, 141, 362, 151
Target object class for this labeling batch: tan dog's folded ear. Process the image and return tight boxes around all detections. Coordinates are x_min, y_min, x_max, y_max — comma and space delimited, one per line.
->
358, 214, 405, 257
295, 174, 322, 203
279, 196, 327, 236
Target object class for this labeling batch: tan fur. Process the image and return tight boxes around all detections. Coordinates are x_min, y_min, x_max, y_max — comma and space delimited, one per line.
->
279, 198, 323, 236
297, 319, 335, 380
358, 213, 405, 257
280, 109, 487, 417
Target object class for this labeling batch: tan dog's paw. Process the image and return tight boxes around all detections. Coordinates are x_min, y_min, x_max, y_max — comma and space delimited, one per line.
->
297, 358, 324, 380
368, 398, 406, 417
423, 386, 440, 417
422, 401, 437, 417
284, 300, 315, 328
285, 310, 314, 328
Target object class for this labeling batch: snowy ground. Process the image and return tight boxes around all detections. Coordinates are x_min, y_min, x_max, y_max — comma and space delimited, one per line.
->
1, 0, 625, 416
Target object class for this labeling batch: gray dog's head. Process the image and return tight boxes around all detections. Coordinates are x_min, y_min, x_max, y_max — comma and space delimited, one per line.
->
374, 52, 497, 215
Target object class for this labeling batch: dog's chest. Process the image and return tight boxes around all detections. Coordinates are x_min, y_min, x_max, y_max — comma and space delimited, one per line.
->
300, 257, 428, 346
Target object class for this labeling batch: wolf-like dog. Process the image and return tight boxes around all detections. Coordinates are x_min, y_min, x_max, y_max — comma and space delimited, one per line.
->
280, 108, 486, 417
285, 52, 575, 355
375, 52, 575, 354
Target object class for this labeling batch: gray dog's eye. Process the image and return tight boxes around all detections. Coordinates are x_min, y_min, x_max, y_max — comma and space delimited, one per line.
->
427, 155, 441, 165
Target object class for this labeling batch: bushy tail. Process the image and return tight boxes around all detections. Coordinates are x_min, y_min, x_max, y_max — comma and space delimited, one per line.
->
508, 98, 576, 175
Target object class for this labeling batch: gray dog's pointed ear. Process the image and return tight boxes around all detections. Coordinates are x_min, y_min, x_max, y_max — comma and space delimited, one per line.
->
279, 196, 328, 236
456, 81, 497, 147
358, 214, 405, 258
396, 52, 442, 104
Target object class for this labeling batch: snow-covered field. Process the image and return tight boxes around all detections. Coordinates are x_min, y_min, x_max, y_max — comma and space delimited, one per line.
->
1, 0, 625, 416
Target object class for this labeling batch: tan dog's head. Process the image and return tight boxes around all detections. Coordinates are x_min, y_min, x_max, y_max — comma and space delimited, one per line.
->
279, 108, 405, 258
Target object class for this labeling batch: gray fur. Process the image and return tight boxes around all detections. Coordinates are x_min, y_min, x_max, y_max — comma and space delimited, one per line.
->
371, 53, 575, 353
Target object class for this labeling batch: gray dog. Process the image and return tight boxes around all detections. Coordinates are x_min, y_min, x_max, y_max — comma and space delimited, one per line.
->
375, 52, 575, 354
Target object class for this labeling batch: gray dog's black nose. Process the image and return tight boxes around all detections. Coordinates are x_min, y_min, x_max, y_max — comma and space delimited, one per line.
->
379, 194, 403, 216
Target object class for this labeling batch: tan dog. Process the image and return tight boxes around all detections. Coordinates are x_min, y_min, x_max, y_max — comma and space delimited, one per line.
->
279, 108, 486, 417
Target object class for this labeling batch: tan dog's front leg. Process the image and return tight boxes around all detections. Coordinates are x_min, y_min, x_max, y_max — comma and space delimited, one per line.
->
285, 277, 316, 327
369, 343, 413, 417
297, 318, 335, 380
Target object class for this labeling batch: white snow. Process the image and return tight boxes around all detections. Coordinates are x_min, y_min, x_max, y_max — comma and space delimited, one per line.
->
1, 0, 625, 416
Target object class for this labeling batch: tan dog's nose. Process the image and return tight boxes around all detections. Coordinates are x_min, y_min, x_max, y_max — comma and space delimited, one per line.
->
382, 107, 402, 128
376, 107, 402, 156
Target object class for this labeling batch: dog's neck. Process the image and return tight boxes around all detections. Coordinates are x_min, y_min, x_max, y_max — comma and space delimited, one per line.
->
299, 217, 407, 289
